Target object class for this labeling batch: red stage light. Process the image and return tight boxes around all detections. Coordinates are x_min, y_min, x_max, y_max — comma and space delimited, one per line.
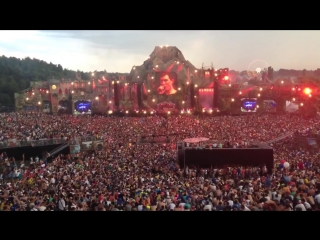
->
224, 76, 229, 80
303, 88, 312, 95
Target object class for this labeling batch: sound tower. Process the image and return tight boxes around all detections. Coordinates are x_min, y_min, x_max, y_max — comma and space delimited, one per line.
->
214, 81, 220, 108
114, 82, 119, 107
137, 83, 142, 108
190, 83, 195, 108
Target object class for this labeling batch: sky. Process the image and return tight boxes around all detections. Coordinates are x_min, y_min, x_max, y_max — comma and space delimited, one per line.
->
0, 30, 320, 73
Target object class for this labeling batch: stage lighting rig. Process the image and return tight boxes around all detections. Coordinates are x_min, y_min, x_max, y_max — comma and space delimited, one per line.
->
217, 68, 229, 83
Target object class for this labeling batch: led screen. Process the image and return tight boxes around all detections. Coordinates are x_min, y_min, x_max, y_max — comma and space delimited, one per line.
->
74, 100, 91, 115
241, 98, 257, 112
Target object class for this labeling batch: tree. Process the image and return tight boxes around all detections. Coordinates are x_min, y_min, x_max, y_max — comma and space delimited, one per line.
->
0, 93, 12, 105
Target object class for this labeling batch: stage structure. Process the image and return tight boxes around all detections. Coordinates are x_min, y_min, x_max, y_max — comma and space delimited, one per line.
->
14, 73, 127, 115
125, 46, 232, 113
14, 47, 238, 115
17, 47, 306, 115
177, 140, 274, 174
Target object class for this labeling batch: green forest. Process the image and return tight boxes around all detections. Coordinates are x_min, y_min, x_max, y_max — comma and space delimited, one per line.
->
0, 56, 126, 106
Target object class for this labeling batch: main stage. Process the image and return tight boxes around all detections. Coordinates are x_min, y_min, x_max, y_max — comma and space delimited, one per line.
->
177, 142, 274, 173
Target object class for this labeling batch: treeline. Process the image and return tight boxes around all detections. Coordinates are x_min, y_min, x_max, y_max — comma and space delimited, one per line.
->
0, 56, 126, 105
276, 69, 320, 77
233, 68, 320, 78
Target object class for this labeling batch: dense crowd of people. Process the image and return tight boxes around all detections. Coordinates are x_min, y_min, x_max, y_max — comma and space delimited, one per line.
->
1, 112, 320, 211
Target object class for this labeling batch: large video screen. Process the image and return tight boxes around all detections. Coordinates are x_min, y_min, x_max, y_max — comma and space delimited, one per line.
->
241, 98, 257, 112
155, 72, 178, 96
198, 88, 214, 109
74, 100, 91, 115
144, 71, 180, 111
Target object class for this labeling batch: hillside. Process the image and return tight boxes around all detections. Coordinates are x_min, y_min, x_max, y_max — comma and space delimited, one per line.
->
0, 56, 127, 106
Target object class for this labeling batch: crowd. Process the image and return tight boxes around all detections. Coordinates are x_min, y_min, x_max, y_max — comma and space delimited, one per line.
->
1, 112, 320, 211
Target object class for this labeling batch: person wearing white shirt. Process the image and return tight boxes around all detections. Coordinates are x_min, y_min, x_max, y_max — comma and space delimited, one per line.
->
303, 200, 311, 210
314, 193, 320, 204
178, 202, 186, 209
203, 201, 212, 211
50, 177, 56, 184
58, 196, 66, 211
137, 204, 143, 211
169, 202, 176, 210
243, 206, 251, 211
295, 201, 306, 211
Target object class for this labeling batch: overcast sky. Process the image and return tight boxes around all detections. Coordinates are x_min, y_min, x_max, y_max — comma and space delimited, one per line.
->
0, 30, 319, 73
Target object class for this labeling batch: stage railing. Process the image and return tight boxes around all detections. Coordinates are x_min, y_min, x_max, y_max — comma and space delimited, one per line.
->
0, 135, 103, 149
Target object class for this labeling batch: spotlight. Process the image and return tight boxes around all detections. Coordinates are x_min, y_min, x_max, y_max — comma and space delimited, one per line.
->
303, 88, 312, 95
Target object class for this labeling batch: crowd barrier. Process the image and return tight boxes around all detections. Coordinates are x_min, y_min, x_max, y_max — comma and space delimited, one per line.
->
0, 135, 104, 149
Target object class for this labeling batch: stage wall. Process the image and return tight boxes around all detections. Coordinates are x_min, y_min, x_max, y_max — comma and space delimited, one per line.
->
119, 83, 139, 110
178, 147, 274, 173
